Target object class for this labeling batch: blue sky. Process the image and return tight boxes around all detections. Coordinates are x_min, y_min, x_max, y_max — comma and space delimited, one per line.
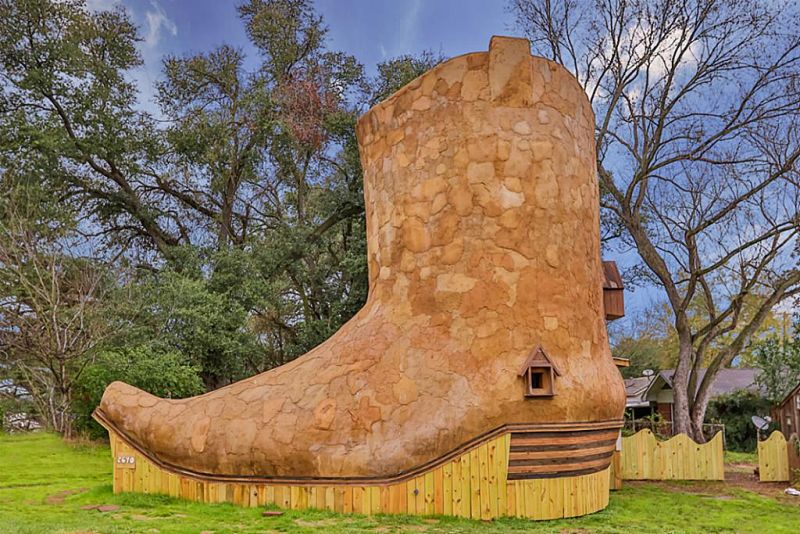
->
84, 0, 660, 328
111, 0, 512, 67
87, 0, 513, 108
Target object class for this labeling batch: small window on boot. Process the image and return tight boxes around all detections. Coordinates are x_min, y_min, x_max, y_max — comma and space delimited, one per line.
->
518, 346, 560, 398
531, 371, 543, 389
524, 367, 554, 397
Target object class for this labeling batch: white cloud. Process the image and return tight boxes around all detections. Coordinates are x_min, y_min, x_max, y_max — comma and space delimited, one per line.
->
585, 22, 701, 103
143, 0, 178, 49
127, 1, 178, 115
395, 0, 422, 55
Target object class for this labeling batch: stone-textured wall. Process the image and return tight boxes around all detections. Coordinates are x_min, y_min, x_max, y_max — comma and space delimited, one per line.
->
98, 36, 625, 479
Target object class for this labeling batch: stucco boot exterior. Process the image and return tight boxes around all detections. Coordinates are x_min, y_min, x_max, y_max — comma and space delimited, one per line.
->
96, 36, 625, 484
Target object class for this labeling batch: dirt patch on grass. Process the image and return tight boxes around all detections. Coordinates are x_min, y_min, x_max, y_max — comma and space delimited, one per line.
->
44, 487, 87, 504
80, 504, 120, 512
723, 460, 800, 505
725, 469, 800, 505
726, 462, 756, 474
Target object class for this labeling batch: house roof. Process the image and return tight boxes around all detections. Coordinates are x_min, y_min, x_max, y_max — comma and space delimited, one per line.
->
652, 368, 760, 398
625, 376, 653, 397
624, 376, 653, 408
602, 261, 623, 289
624, 368, 760, 408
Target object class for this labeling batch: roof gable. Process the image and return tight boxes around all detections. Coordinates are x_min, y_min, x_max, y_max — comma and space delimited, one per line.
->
518, 346, 561, 376
778, 381, 800, 408
643, 374, 669, 401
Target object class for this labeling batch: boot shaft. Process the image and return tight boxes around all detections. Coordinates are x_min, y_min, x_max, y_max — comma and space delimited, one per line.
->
356, 37, 604, 342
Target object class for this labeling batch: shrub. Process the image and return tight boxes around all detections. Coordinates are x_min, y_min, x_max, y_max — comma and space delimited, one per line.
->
73, 346, 205, 439
706, 390, 774, 452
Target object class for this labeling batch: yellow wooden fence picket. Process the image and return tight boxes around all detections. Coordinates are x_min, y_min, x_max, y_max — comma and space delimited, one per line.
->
620, 429, 724, 481
757, 431, 790, 482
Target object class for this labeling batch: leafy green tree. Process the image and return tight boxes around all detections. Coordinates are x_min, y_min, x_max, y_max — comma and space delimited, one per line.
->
1, 0, 353, 370
752, 326, 800, 404
73, 347, 204, 438
122, 272, 256, 388
0, 0, 451, 437
614, 336, 665, 379
0, 0, 176, 253
706, 390, 773, 452
369, 51, 444, 105
610, 302, 676, 378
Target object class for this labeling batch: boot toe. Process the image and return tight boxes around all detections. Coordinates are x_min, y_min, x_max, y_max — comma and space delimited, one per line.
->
98, 381, 170, 448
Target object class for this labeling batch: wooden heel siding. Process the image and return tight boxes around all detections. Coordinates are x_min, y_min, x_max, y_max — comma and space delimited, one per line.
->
100, 416, 620, 520
508, 428, 618, 480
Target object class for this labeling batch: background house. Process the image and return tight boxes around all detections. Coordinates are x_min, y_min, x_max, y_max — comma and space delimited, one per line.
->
774, 382, 800, 438
624, 368, 761, 423
624, 376, 654, 420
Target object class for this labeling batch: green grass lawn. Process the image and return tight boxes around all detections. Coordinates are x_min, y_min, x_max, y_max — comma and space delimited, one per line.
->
1, 433, 798, 533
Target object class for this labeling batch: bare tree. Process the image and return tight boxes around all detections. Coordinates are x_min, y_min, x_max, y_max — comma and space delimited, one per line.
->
0, 215, 111, 436
511, 0, 800, 440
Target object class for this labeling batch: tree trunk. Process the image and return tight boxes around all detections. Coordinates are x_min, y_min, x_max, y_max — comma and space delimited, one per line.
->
690, 399, 710, 444
689, 365, 721, 444
670, 336, 694, 437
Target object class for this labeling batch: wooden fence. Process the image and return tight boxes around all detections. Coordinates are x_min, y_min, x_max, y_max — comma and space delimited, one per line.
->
620, 429, 724, 480
757, 431, 790, 482
108, 428, 612, 520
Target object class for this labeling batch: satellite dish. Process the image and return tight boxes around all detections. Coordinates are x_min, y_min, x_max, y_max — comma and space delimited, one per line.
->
751, 415, 770, 431
642, 369, 654, 377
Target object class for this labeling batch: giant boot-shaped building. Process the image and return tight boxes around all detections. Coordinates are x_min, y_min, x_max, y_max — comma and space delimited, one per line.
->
95, 36, 626, 519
